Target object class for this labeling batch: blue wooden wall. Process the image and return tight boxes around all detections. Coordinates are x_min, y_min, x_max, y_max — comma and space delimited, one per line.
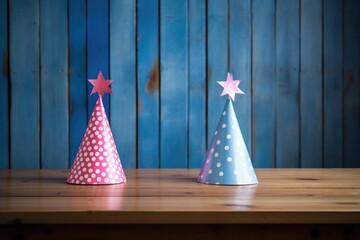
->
0, 0, 359, 169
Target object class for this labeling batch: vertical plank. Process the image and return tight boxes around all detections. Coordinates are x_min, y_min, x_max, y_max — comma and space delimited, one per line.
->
137, 0, 160, 168
40, 0, 68, 168
229, 0, 252, 156
0, 0, 8, 169
10, 0, 40, 168
324, 0, 343, 168
207, 0, 228, 145
188, 0, 206, 168
344, 0, 360, 167
252, 0, 276, 168
275, 0, 300, 167
300, 0, 323, 168
69, 0, 87, 165
87, 0, 109, 120
109, 0, 136, 168
160, 0, 188, 168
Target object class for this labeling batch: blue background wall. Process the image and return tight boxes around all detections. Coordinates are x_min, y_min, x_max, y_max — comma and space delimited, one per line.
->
0, 0, 359, 169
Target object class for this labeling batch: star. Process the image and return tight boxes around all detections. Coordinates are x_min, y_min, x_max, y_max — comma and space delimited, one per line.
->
217, 72, 244, 101
89, 71, 113, 98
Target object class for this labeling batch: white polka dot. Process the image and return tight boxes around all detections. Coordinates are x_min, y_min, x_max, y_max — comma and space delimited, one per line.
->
208, 169, 212, 174
88, 168, 93, 173
231, 124, 236, 129
79, 176, 83, 180
214, 131, 218, 135
91, 139, 96, 144
215, 182, 220, 185
84, 174, 88, 179
210, 148, 214, 153
87, 163, 92, 167
95, 121, 99, 125
95, 169, 100, 174
97, 177, 102, 181
216, 162, 221, 167
82, 167, 87, 172
102, 162, 107, 167
96, 112, 100, 116
219, 171, 224, 176
214, 152, 219, 157
216, 140, 221, 145
224, 146, 229, 150
222, 124, 226, 128
227, 157, 232, 162
104, 178, 109, 183
222, 111, 226, 116
101, 172, 106, 177
92, 127, 96, 131
95, 162, 100, 166
227, 134, 231, 139
87, 178, 91, 183
96, 107, 100, 111
234, 169, 238, 175
99, 156, 104, 160
91, 173, 96, 178
206, 159, 210, 164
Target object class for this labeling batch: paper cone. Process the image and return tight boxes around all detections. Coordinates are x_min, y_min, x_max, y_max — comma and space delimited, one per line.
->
67, 96, 126, 185
198, 99, 257, 185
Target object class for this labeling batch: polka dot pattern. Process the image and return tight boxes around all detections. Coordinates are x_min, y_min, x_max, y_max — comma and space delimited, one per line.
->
67, 97, 126, 185
197, 99, 257, 186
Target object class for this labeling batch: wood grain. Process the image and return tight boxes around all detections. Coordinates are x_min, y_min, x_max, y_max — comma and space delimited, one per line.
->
137, 0, 160, 168
69, 0, 87, 166
0, 169, 359, 224
40, 0, 68, 168
0, 0, 8, 169
9, 0, 40, 168
109, 0, 137, 168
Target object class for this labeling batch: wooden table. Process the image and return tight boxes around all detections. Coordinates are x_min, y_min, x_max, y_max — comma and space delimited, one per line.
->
1, 169, 360, 239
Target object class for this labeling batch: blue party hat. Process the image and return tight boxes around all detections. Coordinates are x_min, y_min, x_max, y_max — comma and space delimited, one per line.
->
197, 73, 257, 185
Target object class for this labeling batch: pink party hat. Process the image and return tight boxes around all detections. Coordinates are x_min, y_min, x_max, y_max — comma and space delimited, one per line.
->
67, 71, 126, 185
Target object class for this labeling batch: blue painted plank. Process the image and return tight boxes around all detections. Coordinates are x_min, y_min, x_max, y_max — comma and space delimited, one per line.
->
109, 0, 136, 168
40, 0, 68, 169
9, 0, 40, 168
344, 0, 360, 167
160, 0, 188, 168
188, 0, 206, 168
69, 0, 87, 166
87, 0, 109, 120
137, 0, 160, 168
324, 0, 343, 168
229, 0, 251, 157
0, 0, 8, 169
275, 0, 300, 167
252, 0, 276, 168
300, 0, 323, 168
207, 0, 228, 147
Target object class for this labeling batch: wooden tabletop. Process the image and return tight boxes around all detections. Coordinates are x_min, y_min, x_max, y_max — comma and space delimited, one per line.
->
0, 169, 359, 224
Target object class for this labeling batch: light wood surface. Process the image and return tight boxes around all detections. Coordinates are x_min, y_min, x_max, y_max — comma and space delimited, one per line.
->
0, 169, 359, 224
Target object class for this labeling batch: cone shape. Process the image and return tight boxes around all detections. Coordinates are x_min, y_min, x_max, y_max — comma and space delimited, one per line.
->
198, 99, 257, 185
67, 97, 126, 185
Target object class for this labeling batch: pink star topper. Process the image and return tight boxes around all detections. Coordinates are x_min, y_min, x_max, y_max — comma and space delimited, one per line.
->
217, 72, 244, 101
89, 71, 113, 98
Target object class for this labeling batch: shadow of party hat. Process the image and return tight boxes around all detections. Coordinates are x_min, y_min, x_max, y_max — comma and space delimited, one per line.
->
197, 73, 257, 185
67, 71, 126, 185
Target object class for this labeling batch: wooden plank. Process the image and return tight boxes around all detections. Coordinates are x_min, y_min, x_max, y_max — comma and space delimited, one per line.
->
188, 0, 206, 168
9, 0, 40, 168
0, 0, 8, 169
69, 0, 87, 166
109, 0, 136, 168
229, 0, 252, 156
275, 0, 300, 167
87, 0, 109, 120
160, 0, 188, 168
0, 169, 360, 224
40, 0, 68, 168
252, 0, 276, 168
344, 0, 360, 167
324, 0, 343, 168
137, 0, 160, 168
300, 0, 323, 168
207, 0, 228, 146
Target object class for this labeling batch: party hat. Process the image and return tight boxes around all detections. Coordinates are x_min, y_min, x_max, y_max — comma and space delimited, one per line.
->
197, 73, 257, 185
67, 71, 126, 185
